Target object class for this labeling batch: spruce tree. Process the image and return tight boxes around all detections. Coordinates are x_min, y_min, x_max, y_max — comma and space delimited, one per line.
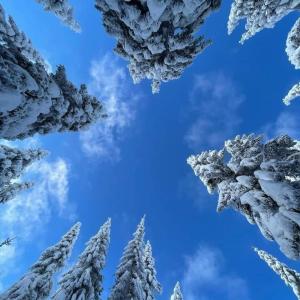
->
0, 222, 81, 300
255, 248, 300, 299
284, 17, 300, 105
108, 216, 146, 300
143, 240, 162, 300
170, 282, 183, 300
52, 218, 111, 300
95, 0, 220, 93
188, 134, 300, 260
228, 0, 300, 43
0, 145, 46, 203
34, 0, 81, 32
0, 4, 105, 140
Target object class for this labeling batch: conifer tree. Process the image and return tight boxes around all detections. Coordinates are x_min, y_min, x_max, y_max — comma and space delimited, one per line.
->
170, 282, 183, 300
108, 216, 146, 300
143, 240, 162, 300
0, 4, 105, 140
95, 0, 220, 93
188, 134, 300, 260
255, 248, 300, 299
0, 145, 46, 203
228, 0, 300, 43
284, 18, 300, 105
35, 0, 81, 32
52, 218, 111, 300
0, 222, 81, 300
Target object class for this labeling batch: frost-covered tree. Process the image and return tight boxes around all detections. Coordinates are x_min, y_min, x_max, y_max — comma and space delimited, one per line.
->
35, 0, 81, 32
170, 282, 183, 300
52, 218, 111, 300
0, 222, 81, 300
0, 5, 105, 140
188, 134, 300, 260
283, 82, 300, 105
284, 18, 300, 105
108, 216, 146, 300
255, 248, 300, 299
95, 0, 221, 93
228, 0, 300, 43
0, 237, 14, 248
143, 240, 162, 300
0, 182, 33, 204
0, 144, 46, 203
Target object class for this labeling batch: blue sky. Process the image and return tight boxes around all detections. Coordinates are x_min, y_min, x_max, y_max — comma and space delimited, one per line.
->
1, 0, 300, 299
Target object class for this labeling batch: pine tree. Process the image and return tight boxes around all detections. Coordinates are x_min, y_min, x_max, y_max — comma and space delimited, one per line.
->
0, 222, 81, 300
143, 240, 162, 300
188, 134, 300, 260
52, 218, 111, 300
35, 0, 81, 32
0, 237, 15, 248
284, 17, 300, 105
228, 0, 300, 44
254, 248, 300, 299
0, 4, 105, 140
0, 145, 46, 203
108, 216, 146, 300
95, 0, 220, 93
0, 182, 33, 204
283, 82, 300, 105
170, 282, 183, 300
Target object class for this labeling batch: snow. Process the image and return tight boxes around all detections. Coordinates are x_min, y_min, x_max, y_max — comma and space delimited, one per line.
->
188, 134, 300, 260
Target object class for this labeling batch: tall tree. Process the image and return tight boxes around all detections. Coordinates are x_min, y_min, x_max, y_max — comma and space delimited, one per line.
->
52, 218, 111, 300
0, 222, 81, 300
35, 0, 81, 32
228, 0, 300, 43
255, 248, 300, 299
95, 0, 220, 93
188, 134, 300, 260
0, 145, 46, 203
284, 17, 300, 105
143, 240, 162, 300
108, 216, 146, 300
0, 4, 105, 140
170, 282, 183, 300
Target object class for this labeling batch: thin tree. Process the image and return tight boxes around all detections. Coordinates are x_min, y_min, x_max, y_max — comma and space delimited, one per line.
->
0, 222, 81, 300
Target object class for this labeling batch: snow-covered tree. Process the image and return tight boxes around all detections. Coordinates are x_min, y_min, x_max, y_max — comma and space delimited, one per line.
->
108, 216, 146, 300
35, 0, 81, 32
0, 222, 81, 300
188, 134, 300, 260
143, 240, 162, 300
0, 237, 14, 248
254, 248, 300, 299
170, 282, 183, 300
284, 17, 300, 105
283, 82, 300, 105
52, 218, 111, 300
0, 144, 46, 203
228, 0, 300, 44
95, 0, 221, 93
0, 5, 105, 140
0, 182, 33, 204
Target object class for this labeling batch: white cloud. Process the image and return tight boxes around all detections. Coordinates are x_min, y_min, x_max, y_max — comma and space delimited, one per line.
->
185, 72, 244, 150
182, 246, 250, 300
263, 111, 300, 140
80, 54, 139, 161
0, 137, 74, 290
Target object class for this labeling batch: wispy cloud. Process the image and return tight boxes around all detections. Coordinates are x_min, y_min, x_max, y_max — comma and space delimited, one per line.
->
0, 138, 75, 289
182, 246, 250, 300
80, 54, 140, 161
185, 72, 244, 151
263, 111, 300, 140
